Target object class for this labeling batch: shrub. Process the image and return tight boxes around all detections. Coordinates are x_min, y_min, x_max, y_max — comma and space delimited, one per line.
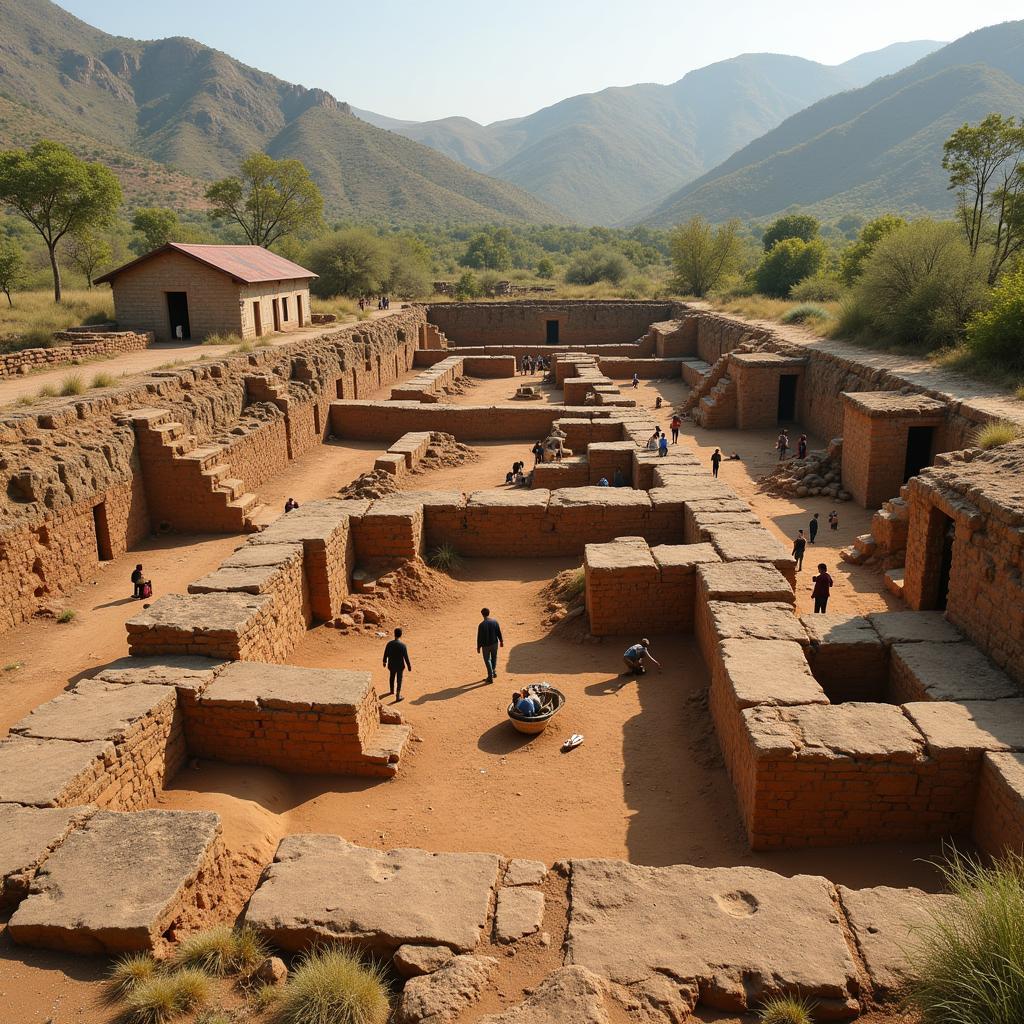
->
838, 214, 906, 285
780, 303, 831, 325
59, 373, 84, 396
91, 371, 116, 388
273, 947, 389, 1024
852, 220, 987, 349
755, 238, 828, 298
757, 995, 814, 1024
57, 608, 76, 624
972, 420, 1022, 450
454, 270, 479, 300
565, 248, 632, 286
427, 543, 462, 573
790, 272, 844, 302
535, 257, 555, 279
108, 952, 157, 998
37, 383, 58, 398
964, 266, 1024, 373
905, 850, 1024, 1024
122, 968, 211, 1024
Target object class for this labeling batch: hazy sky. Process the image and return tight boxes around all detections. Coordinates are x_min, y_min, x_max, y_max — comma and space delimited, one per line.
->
60, 0, 1021, 123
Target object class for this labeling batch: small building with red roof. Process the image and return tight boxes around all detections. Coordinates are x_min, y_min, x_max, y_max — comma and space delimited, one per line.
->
95, 243, 318, 342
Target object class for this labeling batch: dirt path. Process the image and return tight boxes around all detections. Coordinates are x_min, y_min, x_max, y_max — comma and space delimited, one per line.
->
0, 308, 401, 408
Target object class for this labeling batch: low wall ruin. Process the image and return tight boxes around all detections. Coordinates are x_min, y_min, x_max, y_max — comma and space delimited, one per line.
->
0, 330, 154, 379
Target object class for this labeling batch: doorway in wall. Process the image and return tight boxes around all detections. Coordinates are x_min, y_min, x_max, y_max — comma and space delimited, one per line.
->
92, 502, 113, 561
921, 507, 956, 610
546, 320, 559, 344
272, 298, 282, 332
252, 302, 263, 338
777, 374, 798, 421
904, 426, 934, 482
166, 292, 190, 340
297, 295, 304, 327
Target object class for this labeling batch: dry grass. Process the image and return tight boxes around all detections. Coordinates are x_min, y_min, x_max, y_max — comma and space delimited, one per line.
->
59, 373, 84, 396
311, 296, 366, 322
107, 953, 158, 999
710, 295, 840, 335
972, 420, 1023, 450
201, 332, 243, 347
757, 996, 814, 1023
0, 288, 112, 351
173, 924, 269, 977
91, 371, 117, 388
272, 947, 389, 1024
121, 967, 211, 1024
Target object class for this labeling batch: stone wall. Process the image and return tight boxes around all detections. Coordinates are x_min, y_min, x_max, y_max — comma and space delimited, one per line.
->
0, 331, 153, 379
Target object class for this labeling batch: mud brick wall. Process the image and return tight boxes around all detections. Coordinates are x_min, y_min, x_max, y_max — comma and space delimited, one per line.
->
353, 499, 425, 563
596, 357, 683, 379
730, 355, 806, 430
426, 301, 672, 346
0, 331, 153, 379
973, 752, 1024, 857
461, 355, 516, 377
531, 459, 590, 489
216, 412, 292, 492
650, 319, 696, 357
391, 356, 464, 402
587, 443, 636, 486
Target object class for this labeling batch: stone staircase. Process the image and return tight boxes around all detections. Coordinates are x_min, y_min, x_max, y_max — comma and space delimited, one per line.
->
126, 409, 263, 533
692, 373, 737, 428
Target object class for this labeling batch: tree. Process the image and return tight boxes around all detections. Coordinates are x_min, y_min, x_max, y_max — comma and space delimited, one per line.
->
838, 215, 906, 285
755, 238, 827, 297
307, 228, 389, 297
669, 217, 741, 297
965, 265, 1024, 372
131, 207, 180, 253
65, 229, 113, 287
460, 230, 513, 271
535, 257, 555, 279
853, 220, 987, 349
205, 153, 323, 249
0, 237, 25, 307
386, 234, 432, 297
454, 270, 479, 299
762, 214, 819, 251
0, 141, 121, 301
943, 114, 1024, 285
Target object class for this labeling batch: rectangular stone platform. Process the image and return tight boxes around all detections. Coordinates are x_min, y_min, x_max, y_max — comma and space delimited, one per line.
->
889, 641, 1019, 703
0, 736, 115, 808
244, 835, 501, 954
801, 613, 888, 703
8, 810, 229, 953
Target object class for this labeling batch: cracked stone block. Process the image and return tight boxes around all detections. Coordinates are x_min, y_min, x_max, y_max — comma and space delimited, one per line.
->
890, 642, 1018, 703
477, 966, 610, 1024
867, 611, 963, 647
394, 954, 497, 1024
394, 944, 455, 978
0, 736, 113, 807
504, 859, 547, 887
495, 887, 544, 943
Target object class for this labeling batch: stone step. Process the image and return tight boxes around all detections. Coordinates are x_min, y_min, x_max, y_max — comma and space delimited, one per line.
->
854, 534, 877, 556
839, 544, 867, 565
884, 568, 905, 599
363, 723, 413, 766
182, 445, 225, 471
217, 477, 246, 500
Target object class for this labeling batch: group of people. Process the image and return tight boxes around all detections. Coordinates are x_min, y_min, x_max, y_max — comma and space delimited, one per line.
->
357, 296, 391, 311
512, 686, 548, 717
776, 430, 809, 461
519, 355, 551, 375
596, 469, 628, 487
505, 461, 529, 486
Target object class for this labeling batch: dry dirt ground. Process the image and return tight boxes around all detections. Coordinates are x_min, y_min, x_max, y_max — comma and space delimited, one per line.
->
0, 369, 930, 1024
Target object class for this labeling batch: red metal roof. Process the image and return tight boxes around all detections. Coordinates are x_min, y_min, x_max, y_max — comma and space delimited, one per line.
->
95, 243, 317, 285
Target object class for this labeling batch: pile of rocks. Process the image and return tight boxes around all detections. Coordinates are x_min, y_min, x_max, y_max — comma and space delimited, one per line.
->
759, 437, 851, 501
327, 559, 452, 633
339, 432, 477, 501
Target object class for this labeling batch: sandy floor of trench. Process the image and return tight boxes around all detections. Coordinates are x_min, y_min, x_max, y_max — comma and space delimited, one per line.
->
0, 368, 936, 1023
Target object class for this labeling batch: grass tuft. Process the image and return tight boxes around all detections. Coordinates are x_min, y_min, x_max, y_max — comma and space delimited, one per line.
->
757, 995, 814, 1024
107, 952, 158, 999
121, 967, 210, 1024
426, 543, 462, 574
780, 302, 831, 325
59, 373, 84, 396
57, 608, 76, 624
202, 332, 243, 347
38, 383, 58, 398
91, 371, 116, 388
556, 567, 585, 601
272, 947, 389, 1024
250, 982, 284, 1012
173, 924, 269, 976
1016, 385, 1024, 402
972, 420, 1022, 450
905, 850, 1024, 1024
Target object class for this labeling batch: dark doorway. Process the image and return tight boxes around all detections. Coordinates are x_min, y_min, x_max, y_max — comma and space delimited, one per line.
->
272, 298, 282, 332
92, 502, 113, 561
936, 516, 955, 611
545, 319, 559, 344
777, 374, 798, 421
903, 425, 934, 482
166, 292, 190, 340
296, 294, 304, 327
252, 301, 263, 337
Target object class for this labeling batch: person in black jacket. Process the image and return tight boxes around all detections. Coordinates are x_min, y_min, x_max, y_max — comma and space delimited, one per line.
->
131, 564, 145, 599
382, 627, 412, 702
476, 607, 504, 683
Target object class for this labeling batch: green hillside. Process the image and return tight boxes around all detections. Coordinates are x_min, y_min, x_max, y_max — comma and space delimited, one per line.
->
637, 21, 1024, 226
354, 43, 942, 225
0, 0, 562, 224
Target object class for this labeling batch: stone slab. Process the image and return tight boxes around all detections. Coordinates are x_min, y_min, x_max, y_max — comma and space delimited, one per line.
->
221, 543, 303, 569
697, 562, 794, 604
904, 700, 1024, 755
467, 489, 549, 510
198, 661, 371, 712
394, 944, 455, 978
126, 592, 269, 634
92, 656, 225, 693
8, 810, 223, 953
566, 859, 858, 1016
244, 835, 501, 954
708, 602, 807, 644
10, 681, 175, 742
892, 642, 1019, 702
744, 703, 925, 762
584, 538, 656, 573
395, 955, 498, 1024
719, 639, 826, 709
867, 611, 963, 647
0, 736, 113, 807
250, 499, 366, 544
0, 806, 94, 911
477, 966, 610, 1024
495, 887, 544, 943
188, 565, 285, 595
504, 859, 547, 887
801, 613, 880, 648
549, 487, 651, 509
838, 885, 953, 997
650, 543, 720, 578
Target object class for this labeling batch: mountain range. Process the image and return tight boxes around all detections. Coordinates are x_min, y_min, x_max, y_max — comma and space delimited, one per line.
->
354, 42, 942, 225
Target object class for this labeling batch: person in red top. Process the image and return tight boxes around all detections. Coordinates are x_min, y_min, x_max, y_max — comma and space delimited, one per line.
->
811, 563, 834, 614
670, 415, 682, 444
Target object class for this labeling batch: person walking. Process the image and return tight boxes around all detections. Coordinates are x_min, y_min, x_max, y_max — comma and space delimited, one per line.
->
631, 372, 640, 390
477, 607, 504, 683
811, 563, 834, 614
532, 441, 545, 465
828, 510, 839, 532
776, 430, 790, 461
797, 434, 808, 460
658, 433, 669, 458
131, 564, 146, 600
711, 448, 722, 478
809, 512, 819, 544
382, 627, 412, 702
623, 638, 660, 676
792, 529, 807, 571
670, 415, 681, 444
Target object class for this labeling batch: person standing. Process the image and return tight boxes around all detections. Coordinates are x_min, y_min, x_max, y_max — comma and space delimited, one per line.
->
797, 434, 808, 460
658, 433, 669, 458
792, 529, 807, 571
776, 430, 790, 461
711, 448, 722, 478
382, 627, 412, 702
829, 510, 839, 532
532, 441, 545, 465
809, 512, 819, 544
631, 372, 640, 390
670, 414, 681, 444
811, 563, 834, 614
477, 607, 504, 683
